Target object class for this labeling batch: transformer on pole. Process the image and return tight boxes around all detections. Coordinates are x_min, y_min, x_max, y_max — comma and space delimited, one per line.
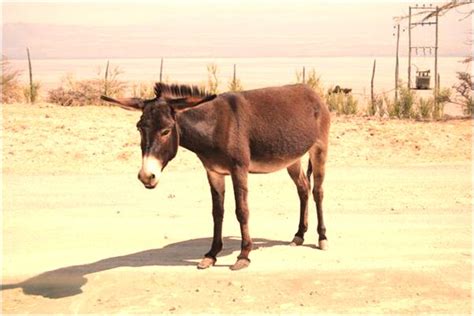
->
407, 4, 439, 98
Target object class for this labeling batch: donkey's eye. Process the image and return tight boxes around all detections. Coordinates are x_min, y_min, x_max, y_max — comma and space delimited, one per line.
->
160, 128, 171, 136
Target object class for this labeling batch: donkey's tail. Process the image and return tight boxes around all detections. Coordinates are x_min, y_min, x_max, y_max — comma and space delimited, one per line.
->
306, 158, 313, 187
1, 283, 20, 291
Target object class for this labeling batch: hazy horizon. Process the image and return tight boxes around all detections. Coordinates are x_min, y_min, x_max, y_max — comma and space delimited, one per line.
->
2, 1, 472, 59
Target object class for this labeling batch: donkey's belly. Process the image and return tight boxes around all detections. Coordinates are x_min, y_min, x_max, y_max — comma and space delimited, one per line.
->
198, 154, 304, 175
249, 157, 301, 174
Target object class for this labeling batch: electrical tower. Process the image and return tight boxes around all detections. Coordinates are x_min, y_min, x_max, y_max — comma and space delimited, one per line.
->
408, 4, 439, 96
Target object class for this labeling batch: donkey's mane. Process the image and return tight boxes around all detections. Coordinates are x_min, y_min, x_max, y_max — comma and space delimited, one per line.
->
154, 83, 211, 98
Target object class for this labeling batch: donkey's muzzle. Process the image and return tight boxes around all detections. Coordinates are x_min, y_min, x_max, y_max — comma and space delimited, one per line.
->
138, 155, 162, 189
138, 171, 158, 189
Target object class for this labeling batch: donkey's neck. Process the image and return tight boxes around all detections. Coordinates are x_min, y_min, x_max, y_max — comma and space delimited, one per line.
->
176, 106, 216, 155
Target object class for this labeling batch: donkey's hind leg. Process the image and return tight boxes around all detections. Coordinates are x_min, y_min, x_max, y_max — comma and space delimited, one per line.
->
309, 145, 328, 250
287, 160, 310, 246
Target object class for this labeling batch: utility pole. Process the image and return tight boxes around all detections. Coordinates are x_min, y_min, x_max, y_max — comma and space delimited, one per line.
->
395, 24, 400, 103
407, 4, 439, 98
434, 6, 439, 99
408, 7, 412, 89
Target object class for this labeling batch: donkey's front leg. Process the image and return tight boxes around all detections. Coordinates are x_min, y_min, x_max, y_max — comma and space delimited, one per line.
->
197, 170, 225, 269
230, 166, 252, 270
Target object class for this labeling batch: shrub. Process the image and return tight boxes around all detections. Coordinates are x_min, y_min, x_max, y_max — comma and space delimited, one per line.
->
23, 81, 41, 103
101, 64, 125, 98
326, 92, 343, 113
228, 69, 243, 92
131, 82, 155, 99
367, 94, 384, 116
433, 87, 451, 120
465, 97, 474, 116
397, 85, 415, 118
326, 92, 358, 115
343, 93, 358, 115
296, 68, 324, 96
48, 80, 101, 106
385, 86, 449, 120
385, 85, 415, 118
207, 63, 219, 94
296, 68, 359, 115
1, 56, 23, 103
416, 96, 434, 120
47, 68, 126, 106
453, 72, 473, 116
228, 78, 243, 92
384, 94, 397, 118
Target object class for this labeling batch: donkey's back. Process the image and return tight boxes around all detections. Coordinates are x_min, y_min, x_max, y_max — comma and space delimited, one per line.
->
210, 84, 330, 174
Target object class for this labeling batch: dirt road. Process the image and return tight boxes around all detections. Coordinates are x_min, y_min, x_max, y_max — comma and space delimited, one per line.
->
2, 103, 472, 313
2, 163, 471, 314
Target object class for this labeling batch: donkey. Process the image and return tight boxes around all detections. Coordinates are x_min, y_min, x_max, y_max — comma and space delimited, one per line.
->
101, 83, 330, 270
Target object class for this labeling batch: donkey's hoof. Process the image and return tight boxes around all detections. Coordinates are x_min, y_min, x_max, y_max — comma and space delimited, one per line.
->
230, 258, 250, 271
318, 239, 328, 251
197, 257, 216, 269
290, 236, 304, 246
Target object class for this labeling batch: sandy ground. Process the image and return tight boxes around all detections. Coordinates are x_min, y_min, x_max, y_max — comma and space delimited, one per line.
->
1, 102, 473, 314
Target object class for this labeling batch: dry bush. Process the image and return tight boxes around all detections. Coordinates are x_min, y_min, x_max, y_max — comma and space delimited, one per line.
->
296, 68, 324, 96
228, 77, 243, 92
383, 86, 449, 120
433, 87, 451, 120
101, 64, 125, 98
367, 94, 385, 117
131, 82, 155, 99
294, 68, 358, 116
48, 68, 126, 106
453, 72, 473, 115
385, 85, 415, 119
206, 63, 219, 94
48, 80, 101, 106
416, 96, 434, 120
397, 85, 415, 119
1, 56, 24, 103
228, 68, 243, 92
326, 92, 358, 115
23, 81, 41, 103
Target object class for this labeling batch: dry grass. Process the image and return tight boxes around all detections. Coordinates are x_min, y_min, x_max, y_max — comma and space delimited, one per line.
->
47, 68, 126, 106
2, 102, 471, 175
1, 56, 24, 103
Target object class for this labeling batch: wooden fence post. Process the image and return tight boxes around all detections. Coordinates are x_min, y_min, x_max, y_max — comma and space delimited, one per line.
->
160, 58, 164, 83
104, 60, 109, 96
233, 64, 237, 83
26, 47, 34, 103
371, 59, 376, 110
395, 24, 400, 104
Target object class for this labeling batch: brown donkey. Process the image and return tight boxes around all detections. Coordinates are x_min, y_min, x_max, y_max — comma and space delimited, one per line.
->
101, 83, 330, 270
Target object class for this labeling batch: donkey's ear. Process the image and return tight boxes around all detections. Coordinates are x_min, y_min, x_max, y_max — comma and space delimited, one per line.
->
166, 94, 217, 112
100, 95, 145, 111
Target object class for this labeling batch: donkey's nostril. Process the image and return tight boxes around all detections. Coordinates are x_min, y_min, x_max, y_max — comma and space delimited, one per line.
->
150, 174, 156, 180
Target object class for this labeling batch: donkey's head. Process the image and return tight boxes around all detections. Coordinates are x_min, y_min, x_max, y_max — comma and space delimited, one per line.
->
101, 83, 216, 189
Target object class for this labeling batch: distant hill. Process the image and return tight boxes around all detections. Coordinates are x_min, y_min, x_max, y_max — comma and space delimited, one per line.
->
3, 22, 470, 59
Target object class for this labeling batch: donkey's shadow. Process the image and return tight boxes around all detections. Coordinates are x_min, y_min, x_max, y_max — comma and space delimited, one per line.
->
1, 237, 286, 299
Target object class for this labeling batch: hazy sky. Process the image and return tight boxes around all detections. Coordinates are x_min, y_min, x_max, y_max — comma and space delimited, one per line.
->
2, 0, 472, 58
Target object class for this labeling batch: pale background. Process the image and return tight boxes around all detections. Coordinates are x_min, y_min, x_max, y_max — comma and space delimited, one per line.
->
3, 0, 472, 58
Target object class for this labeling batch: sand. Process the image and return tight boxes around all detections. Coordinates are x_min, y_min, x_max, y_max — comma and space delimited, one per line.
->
1, 102, 472, 314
